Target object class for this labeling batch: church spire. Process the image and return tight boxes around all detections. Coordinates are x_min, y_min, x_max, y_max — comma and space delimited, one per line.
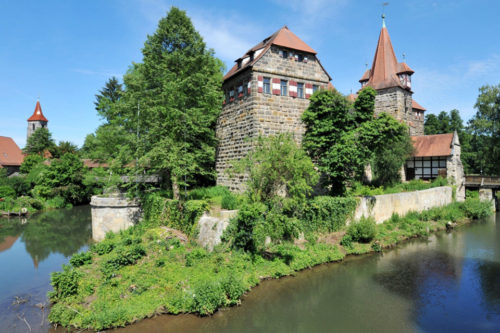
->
28, 100, 48, 122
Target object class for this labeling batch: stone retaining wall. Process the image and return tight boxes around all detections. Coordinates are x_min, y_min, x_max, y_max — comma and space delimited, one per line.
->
353, 186, 453, 224
90, 195, 141, 241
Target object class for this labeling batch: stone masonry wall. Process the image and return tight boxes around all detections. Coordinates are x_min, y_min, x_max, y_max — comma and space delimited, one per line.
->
27, 120, 48, 140
354, 186, 453, 224
90, 195, 141, 241
374, 86, 428, 136
216, 45, 330, 191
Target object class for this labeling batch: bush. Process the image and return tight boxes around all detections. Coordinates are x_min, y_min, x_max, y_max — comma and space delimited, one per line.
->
142, 193, 209, 235
0, 185, 15, 199
220, 274, 246, 305
340, 234, 353, 248
193, 281, 226, 315
347, 217, 377, 243
49, 265, 81, 301
101, 245, 146, 280
70, 252, 93, 267
231, 203, 267, 252
185, 248, 207, 267
45, 196, 68, 209
91, 240, 115, 255
462, 197, 492, 219
303, 196, 357, 232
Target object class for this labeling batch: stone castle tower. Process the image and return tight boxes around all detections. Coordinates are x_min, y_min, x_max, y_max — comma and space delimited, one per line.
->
27, 100, 48, 140
216, 26, 331, 190
358, 18, 425, 136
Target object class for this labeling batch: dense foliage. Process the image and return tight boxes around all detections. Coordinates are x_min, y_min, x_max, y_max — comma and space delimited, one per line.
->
302, 87, 413, 193
23, 127, 56, 155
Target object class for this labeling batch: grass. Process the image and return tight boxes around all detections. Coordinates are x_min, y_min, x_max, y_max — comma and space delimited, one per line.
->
48, 197, 493, 330
348, 177, 448, 197
187, 186, 243, 209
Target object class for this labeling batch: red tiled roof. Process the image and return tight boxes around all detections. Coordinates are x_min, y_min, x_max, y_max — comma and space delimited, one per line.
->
347, 93, 358, 102
411, 133, 454, 157
224, 26, 331, 81
412, 99, 426, 111
359, 26, 412, 91
0, 136, 24, 166
27, 101, 48, 122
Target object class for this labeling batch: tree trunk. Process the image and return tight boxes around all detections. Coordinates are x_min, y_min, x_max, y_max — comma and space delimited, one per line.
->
172, 174, 180, 200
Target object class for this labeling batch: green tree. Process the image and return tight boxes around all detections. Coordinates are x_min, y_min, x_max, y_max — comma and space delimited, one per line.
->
23, 128, 56, 155
20, 154, 44, 174
302, 89, 352, 165
466, 84, 500, 175
132, 7, 224, 199
424, 114, 440, 135
51, 141, 79, 158
231, 133, 319, 203
359, 113, 414, 186
95, 77, 123, 122
33, 153, 89, 204
353, 86, 377, 124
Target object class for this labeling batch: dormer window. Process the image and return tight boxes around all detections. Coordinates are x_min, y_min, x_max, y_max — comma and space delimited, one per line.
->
399, 73, 412, 88
249, 51, 254, 62
237, 59, 242, 69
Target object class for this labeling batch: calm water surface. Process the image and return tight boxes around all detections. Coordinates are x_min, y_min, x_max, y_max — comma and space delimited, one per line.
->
0, 206, 92, 333
0, 208, 498, 333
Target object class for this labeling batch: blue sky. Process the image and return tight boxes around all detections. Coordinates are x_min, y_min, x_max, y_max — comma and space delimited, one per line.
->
1, 0, 499, 147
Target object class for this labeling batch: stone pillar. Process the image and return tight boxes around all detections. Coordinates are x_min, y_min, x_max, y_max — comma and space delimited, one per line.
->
479, 188, 496, 212
90, 195, 141, 241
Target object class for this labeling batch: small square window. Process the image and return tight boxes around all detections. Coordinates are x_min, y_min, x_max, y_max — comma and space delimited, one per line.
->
263, 77, 271, 94
297, 54, 304, 62
282, 51, 288, 59
312, 85, 319, 93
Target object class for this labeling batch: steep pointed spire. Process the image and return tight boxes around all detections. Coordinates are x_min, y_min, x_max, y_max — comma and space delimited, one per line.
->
359, 20, 414, 91
27, 100, 48, 122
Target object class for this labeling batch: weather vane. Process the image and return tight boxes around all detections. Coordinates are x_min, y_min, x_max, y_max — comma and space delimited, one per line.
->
382, 2, 389, 26
402, 53, 406, 62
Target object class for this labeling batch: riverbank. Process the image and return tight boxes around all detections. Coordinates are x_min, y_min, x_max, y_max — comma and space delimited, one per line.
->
48, 198, 493, 330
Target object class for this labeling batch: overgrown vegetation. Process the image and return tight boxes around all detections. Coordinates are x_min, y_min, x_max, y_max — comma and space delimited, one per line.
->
49, 196, 493, 330
301, 87, 413, 194
348, 177, 448, 196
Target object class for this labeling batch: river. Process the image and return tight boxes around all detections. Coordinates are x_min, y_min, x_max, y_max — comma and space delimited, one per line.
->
0, 207, 498, 332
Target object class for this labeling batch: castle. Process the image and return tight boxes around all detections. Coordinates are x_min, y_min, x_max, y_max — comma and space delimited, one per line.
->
216, 26, 331, 190
214, 19, 464, 197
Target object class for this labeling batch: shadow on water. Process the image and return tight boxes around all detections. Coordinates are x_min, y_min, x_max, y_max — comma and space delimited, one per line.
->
0, 206, 92, 333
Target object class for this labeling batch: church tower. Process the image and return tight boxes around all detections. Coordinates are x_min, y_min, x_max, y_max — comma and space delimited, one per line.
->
359, 16, 425, 135
27, 100, 48, 139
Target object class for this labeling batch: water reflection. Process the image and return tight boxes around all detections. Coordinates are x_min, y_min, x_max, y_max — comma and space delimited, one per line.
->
0, 206, 92, 333
0, 207, 91, 268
